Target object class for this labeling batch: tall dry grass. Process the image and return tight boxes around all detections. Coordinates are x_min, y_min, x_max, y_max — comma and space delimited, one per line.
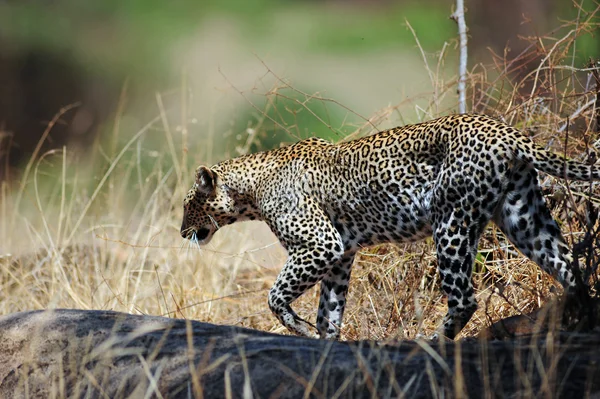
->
1, 6, 599, 347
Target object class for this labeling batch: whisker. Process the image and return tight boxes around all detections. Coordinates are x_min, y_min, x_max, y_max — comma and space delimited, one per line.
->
208, 215, 221, 230
178, 240, 185, 254
181, 227, 195, 239
193, 232, 202, 251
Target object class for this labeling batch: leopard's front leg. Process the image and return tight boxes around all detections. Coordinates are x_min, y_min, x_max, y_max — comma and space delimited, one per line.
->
268, 249, 329, 337
265, 198, 344, 338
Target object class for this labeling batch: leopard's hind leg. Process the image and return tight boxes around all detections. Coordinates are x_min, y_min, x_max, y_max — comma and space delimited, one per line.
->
493, 163, 576, 290
431, 168, 505, 339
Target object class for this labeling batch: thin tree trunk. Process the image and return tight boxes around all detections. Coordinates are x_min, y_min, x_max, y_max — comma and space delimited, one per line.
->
452, 0, 468, 113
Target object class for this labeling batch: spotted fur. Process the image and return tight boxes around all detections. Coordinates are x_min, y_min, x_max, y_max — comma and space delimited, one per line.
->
181, 114, 597, 340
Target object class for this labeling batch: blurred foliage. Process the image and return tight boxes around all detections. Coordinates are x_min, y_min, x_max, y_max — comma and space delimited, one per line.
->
299, 3, 453, 53
556, 0, 600, 64
1, 0, 597, 89
223, 88, 352, 156
0, 0, 453, 83
0, 0, 597, 173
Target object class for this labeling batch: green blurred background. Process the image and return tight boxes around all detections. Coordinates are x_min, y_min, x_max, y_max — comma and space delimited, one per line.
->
0, 0, 597, 180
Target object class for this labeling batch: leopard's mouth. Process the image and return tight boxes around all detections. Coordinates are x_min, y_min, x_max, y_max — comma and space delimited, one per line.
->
181, 225, 213, 244
187, 226, 214, 245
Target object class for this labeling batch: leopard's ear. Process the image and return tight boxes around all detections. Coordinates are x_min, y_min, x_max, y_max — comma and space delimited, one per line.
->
195, 166, 216, 195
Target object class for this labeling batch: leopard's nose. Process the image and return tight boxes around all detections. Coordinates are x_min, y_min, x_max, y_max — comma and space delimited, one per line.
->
196, 227, 210, 241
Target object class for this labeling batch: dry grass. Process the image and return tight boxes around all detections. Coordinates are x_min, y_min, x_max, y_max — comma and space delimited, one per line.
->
1, 6, 599, 350
1, 8, 600, 399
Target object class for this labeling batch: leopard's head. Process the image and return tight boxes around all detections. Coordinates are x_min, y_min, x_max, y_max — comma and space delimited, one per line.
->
180, 166, 240, 245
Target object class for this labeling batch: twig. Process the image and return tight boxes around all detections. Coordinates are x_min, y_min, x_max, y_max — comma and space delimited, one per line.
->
558, 99, 595, 133
590, 59, 600, 132
11, 103, 80, 229
405, 21, 435, 99
255, 56, 377, 132
528, 30, 576, 102
451, 0, 468, 114
64, 115, 161, 246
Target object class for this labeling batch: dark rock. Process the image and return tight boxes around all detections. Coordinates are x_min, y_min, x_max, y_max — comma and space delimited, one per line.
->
0, 309, 599, 398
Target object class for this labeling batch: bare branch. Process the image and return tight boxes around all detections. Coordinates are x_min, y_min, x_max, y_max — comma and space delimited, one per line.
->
451, 0, 468, 113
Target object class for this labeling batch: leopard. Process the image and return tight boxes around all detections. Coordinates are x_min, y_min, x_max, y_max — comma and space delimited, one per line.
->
181, 113, 598, 340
